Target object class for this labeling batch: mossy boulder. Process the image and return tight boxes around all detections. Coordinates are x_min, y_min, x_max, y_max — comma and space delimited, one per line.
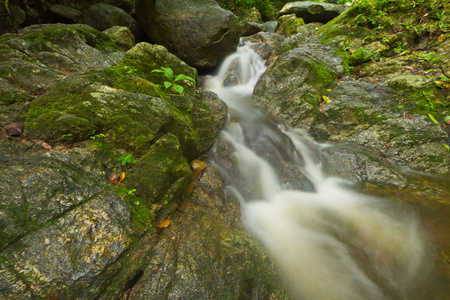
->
25, 80, 173, 156
253, 40, 344, 127
275, 13, 305, 36
125, 133, 192, 205
24, 40, 227, 159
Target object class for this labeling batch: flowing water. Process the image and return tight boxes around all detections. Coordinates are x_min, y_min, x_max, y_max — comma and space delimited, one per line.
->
203, 43, 449, 300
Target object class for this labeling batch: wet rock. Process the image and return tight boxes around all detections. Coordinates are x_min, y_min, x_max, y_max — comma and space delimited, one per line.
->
311, 79, 450, 174
116, 167, 289, 300
136, 0, 241, 70
320, 143, 408, 186
253, 40, 344, 128
279, 1, 347, 24
77, 3, 143, 41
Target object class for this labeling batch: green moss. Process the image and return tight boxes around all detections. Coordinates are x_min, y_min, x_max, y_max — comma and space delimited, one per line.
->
0, 202, 39, 249
113, 75, 167, 99
277, 44, 292, 55
125, 133, 192, 205
116, 187, 154, 233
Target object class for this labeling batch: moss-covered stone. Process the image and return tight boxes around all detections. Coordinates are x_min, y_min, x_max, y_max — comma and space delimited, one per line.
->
125, 133, 192, 205
25, 79, 174, 155
275, 14, 305, 36
108, 43, 197, 96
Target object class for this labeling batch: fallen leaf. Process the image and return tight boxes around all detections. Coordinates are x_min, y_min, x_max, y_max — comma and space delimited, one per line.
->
405, 66, 415, 71
35, 140, 52, 150
191, 159, 207, 171
428, 114, 439, 124
438, 35, 445, 43
109, 175, 120, 185
3, 122, 23, 136
119, 172, 126, 183
154, 219, 171, 228
322, 95, 331, 104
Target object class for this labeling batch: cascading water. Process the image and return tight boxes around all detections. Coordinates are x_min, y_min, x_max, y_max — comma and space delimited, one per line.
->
204, 42, 433, 300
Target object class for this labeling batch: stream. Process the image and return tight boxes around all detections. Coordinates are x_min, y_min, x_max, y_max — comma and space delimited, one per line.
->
203, 42, 450, 300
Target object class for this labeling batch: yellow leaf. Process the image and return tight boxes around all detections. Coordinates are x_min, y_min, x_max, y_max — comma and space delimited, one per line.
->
119, 172, 125, 183
322, 95, 331, 103
438, 35, 445, 43
191, 159, 207, 171
428, 114, 439, 124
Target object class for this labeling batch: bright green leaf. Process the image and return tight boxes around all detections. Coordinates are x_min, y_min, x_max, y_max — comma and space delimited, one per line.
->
442, 143, 450, 152
161, 67, 173, 80
175, 74, 196, 83
444, 115, 450, 124
173, 84, 184, 95
164, 81, 172, 89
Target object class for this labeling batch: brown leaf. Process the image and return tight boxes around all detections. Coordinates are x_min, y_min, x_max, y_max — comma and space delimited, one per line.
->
154, 219, 171, 228
191, 159, 207, 171
35, 140, 52, 150
109, 175, 120, 185
3, 122, 23, 137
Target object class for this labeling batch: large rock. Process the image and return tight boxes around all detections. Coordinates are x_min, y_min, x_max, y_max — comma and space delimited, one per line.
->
0, 23, 287, 299
136, 0, 242, 70
77, 3, 143, 40
279, 1, 347, 24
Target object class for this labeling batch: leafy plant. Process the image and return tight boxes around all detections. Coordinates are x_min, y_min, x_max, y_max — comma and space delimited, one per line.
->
90, 130, 106, 140
152, 67, 196, 95
116, 153, 135, 166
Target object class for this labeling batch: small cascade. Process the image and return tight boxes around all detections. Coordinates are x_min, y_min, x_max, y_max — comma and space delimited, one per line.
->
205, 42, 430, 299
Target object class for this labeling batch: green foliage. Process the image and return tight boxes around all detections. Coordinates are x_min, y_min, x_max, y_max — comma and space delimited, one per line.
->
116, 153, 135, 166
90, 130, 106, 140
216, 0, 275, 20
152, 67, 196, 95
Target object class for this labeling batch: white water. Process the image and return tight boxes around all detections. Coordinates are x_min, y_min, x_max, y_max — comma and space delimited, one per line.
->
205, 43, 427, 299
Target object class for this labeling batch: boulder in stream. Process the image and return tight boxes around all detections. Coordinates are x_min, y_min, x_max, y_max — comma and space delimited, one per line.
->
0, 23, 288, 299
136, 0, 242, 70
279, 1, 348, 24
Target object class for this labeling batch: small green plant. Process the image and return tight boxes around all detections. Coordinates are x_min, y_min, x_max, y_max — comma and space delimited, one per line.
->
128, 189, 137, 196
62, 133, 73, 138
112, 66, 138, 77
90, 130, 106, 140
152, 67, 195, 95
116, 153, 135, 166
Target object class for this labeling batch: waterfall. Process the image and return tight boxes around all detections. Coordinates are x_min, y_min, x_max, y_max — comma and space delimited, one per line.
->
204, 42, 427, 300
